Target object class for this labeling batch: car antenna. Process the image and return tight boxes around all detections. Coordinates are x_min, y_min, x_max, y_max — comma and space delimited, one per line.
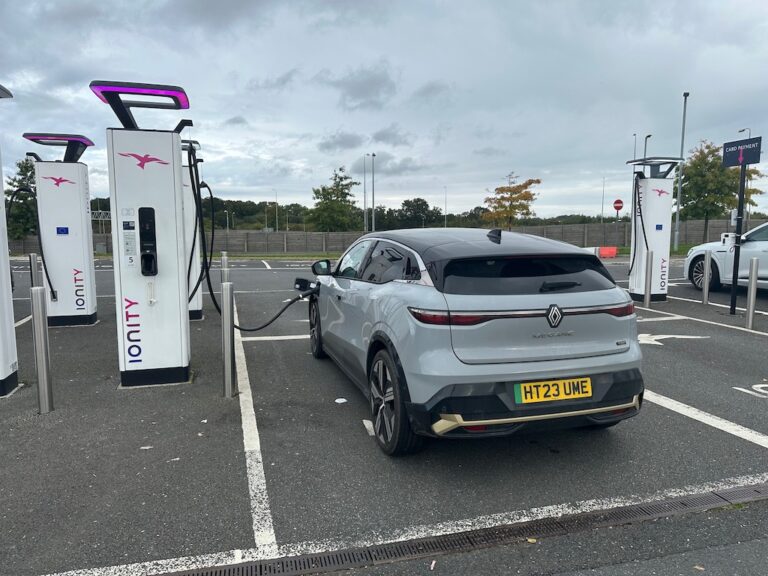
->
487, 228, 502, 244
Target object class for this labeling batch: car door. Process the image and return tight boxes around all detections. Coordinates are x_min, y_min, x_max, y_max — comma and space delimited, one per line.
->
322, 240, 375, 377
740, 224, 768, 285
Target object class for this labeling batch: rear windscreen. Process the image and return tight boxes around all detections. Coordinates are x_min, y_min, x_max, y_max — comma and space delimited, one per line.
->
441, 255, 616, 295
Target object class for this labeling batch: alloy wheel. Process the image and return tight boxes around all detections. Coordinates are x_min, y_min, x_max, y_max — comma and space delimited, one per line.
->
309, 302, 319, 353
370, 358, 396, 445
692, 259, 706, 289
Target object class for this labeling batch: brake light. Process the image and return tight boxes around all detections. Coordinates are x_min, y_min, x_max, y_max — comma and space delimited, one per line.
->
408, 308, 451, 325
408, 308, 494, 326
603, 303, 634, 317
449, 313, 490, 326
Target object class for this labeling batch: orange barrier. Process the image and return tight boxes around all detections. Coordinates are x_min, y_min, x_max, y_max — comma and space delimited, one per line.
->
598, 246, 618, 258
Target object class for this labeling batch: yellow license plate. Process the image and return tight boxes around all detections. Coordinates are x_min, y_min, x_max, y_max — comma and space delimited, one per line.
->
515, 377, 592, 404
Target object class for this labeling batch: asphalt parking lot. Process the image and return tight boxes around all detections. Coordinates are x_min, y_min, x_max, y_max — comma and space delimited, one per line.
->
2, 256, 768, 575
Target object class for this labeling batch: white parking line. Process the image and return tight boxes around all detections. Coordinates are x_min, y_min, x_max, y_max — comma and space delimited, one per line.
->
667, 295, 768, 317
241, 335, 309, 342
14, 315, 31, 327
275, 472, 768, 558
637, 316, 685, 323
644, 390, 768, 449
635, 305, 768, 337
233, 300, 278, 558
40, 472, 768, 576
362, 419, 375, 436
261, 260, 272, 270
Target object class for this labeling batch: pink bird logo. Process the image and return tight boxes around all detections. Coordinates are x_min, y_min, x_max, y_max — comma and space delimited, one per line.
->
653, 189, 670, 197
119, 152, 169, 170
42, 176, 75, 187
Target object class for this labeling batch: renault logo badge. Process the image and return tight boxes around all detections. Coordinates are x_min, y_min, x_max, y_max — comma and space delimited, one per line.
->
546, 304, 563, 328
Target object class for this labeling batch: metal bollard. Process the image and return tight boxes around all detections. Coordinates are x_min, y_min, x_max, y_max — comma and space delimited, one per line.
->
745, 257, 759, 330
221, 281, 236, 398
31, 287, 53, 413
702, 250, 712, 305
643, 251, 654, 309
29, 253, 41, 287
221, 251, 229, 284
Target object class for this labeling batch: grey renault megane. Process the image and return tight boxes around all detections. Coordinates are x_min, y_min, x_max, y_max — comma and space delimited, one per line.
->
297, 228, 643, 456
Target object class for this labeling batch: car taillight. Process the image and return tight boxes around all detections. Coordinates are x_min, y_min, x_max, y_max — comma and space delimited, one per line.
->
603, 302, 634, 317
408, 308, 492, 326
408, 308, 451, 325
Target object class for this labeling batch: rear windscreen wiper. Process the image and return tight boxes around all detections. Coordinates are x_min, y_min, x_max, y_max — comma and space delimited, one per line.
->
539, 280, 581, 292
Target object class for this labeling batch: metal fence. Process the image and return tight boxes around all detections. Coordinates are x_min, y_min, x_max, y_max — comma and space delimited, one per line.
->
9, 219, 766, 255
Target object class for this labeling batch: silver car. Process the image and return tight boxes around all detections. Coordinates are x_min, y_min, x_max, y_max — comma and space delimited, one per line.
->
299, 228, 643, 455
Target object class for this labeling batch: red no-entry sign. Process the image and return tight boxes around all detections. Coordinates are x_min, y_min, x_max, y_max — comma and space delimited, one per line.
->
613, 199, 624, 212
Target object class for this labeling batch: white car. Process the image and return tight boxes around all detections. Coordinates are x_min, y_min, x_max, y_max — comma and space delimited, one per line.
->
685, 222, 768, 290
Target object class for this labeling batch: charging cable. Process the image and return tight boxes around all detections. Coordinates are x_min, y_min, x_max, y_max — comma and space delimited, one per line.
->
7, 187, 57, 300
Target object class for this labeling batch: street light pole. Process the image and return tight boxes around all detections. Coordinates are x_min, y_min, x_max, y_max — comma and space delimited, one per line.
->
643, 134, 652, 177
371, 153, 376, 232
224, 209, 230, 251
275, 190, 279, 233
363, 154, 368, 232
600, 177, 605, 224
444, 186, 447, 228
674, 92, 689, 251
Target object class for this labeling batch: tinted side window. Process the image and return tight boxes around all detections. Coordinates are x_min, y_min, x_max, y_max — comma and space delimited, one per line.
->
746, 226, 768, 242
361, 242, 421, 284
335, 240, 374, 279
441, 255, 615, 295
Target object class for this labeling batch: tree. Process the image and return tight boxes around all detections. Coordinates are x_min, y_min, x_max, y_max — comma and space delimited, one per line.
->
482, 173, 540, 230
308, 167, 360, 232
398, 197, 442, 228
677, 141, 744, 242
4, 158, 37, 240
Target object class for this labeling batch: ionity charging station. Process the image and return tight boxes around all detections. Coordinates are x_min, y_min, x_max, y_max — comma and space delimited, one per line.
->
91, 80, 192, 386
182, 140, 203, 321
0, 84, 19, 396
23, 133, 98, 326
626, 157, 682, 302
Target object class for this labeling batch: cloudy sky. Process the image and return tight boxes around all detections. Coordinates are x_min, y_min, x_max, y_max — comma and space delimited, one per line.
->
1, 0, 767, 217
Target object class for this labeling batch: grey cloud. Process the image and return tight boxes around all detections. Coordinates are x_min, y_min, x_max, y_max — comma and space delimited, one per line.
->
317, 130, 365, 153
372, 123, 412, 147
314, 61, 397, 110
358, 151, 428, 176
411, 81, 450, 103
300, 0, 393, 28
473, 147, 506, 157
156, 0, 280, 30
223, 115, 249, 127
248, 69, 299, 91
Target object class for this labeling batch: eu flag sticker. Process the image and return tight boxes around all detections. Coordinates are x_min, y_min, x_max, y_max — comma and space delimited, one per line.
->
56, 227, 69, 235
655, 224, 663, 231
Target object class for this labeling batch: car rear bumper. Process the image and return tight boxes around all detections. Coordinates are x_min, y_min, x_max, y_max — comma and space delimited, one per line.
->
405, 368, 644, 438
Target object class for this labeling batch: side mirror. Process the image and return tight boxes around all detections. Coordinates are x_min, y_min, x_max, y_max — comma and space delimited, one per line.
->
312, 259, 331, 276
294, 278, 312, 292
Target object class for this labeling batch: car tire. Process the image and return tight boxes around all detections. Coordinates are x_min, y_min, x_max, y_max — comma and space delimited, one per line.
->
689, 256, 721, 291
369, 349, 423, 456
309, 299, 327, 359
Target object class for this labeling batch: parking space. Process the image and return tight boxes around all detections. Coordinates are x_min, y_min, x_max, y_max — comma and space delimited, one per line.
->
2, 257, 768, 575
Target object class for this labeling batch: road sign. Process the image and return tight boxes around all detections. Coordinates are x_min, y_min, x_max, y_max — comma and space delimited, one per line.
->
722, 137, 761, 167
613, 199, 623, 212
